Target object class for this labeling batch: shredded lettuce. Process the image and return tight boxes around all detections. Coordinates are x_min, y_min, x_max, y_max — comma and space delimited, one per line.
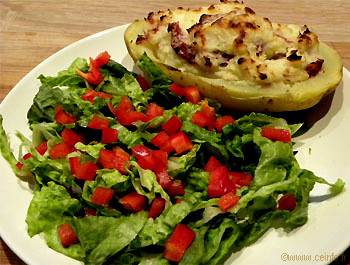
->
0, 53, 345, 265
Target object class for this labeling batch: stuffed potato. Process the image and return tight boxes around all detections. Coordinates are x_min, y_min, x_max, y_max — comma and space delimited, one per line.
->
124, 1, 342, 112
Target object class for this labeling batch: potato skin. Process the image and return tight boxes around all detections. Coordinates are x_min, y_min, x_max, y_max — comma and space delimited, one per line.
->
124, 3, 343, 112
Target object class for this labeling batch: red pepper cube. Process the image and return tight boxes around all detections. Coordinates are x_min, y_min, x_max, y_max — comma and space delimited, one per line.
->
88, 115, 109, 130
215, 116, 235, 132
57, 223, 79, 247
35, 141, 48, 155
183, 86, 200, 104
16, 162, 24, 169
49, 142, 75, 159
217, 191, 241, 212
229, 172, 253, 189
115, 96, 146, 126
260, 126, 292, 143
208, 166, 236, 198
146, 103, 164, 118
278, 194, 296, 211
82, 89, 99, 103
136, 74, 151, 91
166, 180, 185, 197
119, 192, 146, 212
101, 128, 118, 144
76, 57, 104, 85
23, 153, 33, 160
163, 223, 195, 262
148, 197, 166, 219
137, 154, 157, 171
94, 51, 111, 67
204, 156, 223, 173
152, 150, 168, 168
170, 132, 194, 155
150, 131, 169, 148
201, 101, 216, 123
75, 161, 99, 180
69, 157, 81, 174
61, 128, 85, 147
162, 115, 183, 136
98, 148, 130, 174
85, 208, 97, 217
168, 83, 184, 97
91, 187, 115, 205
54, 109, 76, 125
155, 169, 172, 189
191, 111, 212, 128
131, 144, 152, 160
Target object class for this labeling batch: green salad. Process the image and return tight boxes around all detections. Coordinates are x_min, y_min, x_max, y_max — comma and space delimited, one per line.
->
0, 51, 345, 265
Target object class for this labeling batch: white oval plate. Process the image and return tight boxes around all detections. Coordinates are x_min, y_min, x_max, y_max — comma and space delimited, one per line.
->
0, 24, 349, 265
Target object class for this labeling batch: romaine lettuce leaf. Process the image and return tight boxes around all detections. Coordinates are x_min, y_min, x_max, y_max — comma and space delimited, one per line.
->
26, 181, 82, 237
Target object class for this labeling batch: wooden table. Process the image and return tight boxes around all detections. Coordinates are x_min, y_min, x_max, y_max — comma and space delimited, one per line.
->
0, 1, 349, 264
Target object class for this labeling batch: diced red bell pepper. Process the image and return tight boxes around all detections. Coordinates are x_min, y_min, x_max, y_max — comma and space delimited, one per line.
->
217, 191, 241, 211
152, 150, 168, 168
137, 154, 157, 171
136, 74, 150, 91
146, 103, 164, 118
119, 192, 146, 212
131, 144, 152, 160
115, 96, 146, 126
94, 51, 111, 67
191, 111, 213, 128
16, 153, 32, 169
75, 161, 99, 180
16, 162, 24, 169
204, 156, 222, 173
170, 132, 193, 155
82, 89, 113, 103
163, 223, 195, 262
49, 142, 75, 159
215, 116, 235, 132
162, 115, 183, 136
148, 197, 166, 219
61, 128, 85, 147
101, 128, 118, 144
150, 131, 169, 148
201, 101, 216, 123
208, 166, 236, 198
168, 83, 184, 97
87, 115, 110, 130
35, 141, 48, 155
107, 102, 118, 117
183, 86, 200, 104
229, 172, 253, 189
176, 199, 184, 204
278, 194, 296, 211
156, 168, 172, 189
76, 57, 104, 85
54, 108, 76, 125
99, 147, 130, 174
23, 153, 33, 160
69, 157, 81, 174
91, 187, 115, 205
58, 223, 79, 247
261, 126, 292, 143
85, 208, 97, 216
166, 180, 185, 197
81, 89, 98, 103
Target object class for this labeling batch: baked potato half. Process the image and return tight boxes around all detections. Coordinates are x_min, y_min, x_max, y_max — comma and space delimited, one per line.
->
124, 1, 342, 112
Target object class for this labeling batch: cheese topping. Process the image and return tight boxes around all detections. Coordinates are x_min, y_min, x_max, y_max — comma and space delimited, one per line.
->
135, 1, 323, 86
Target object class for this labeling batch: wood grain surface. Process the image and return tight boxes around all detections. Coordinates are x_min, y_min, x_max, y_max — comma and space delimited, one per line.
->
1, 1, 350, 264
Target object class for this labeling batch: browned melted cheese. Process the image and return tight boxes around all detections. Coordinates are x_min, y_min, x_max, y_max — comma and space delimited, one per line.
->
135, 1, 324, 86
